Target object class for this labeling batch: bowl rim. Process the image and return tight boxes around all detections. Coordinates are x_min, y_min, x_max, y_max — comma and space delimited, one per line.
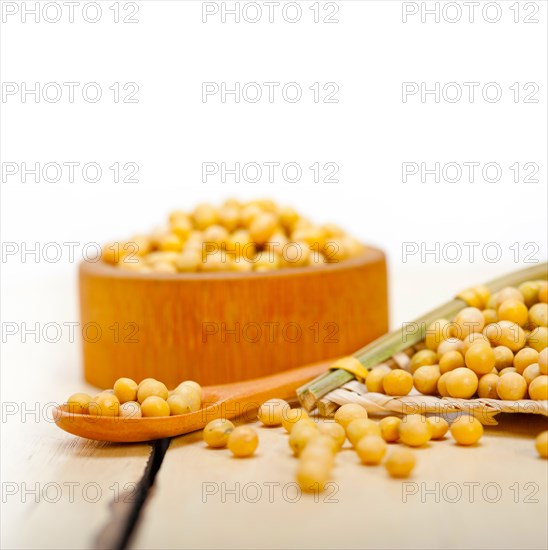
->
80, 245, 385, 281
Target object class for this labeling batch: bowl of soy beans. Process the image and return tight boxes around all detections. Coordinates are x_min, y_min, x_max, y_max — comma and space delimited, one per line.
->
80, 199, 388, 389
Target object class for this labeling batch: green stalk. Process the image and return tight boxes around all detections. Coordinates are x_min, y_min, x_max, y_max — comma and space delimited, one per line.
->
297, 263, 547, 411
299, 370, 354, 411
317, 397, 340, 418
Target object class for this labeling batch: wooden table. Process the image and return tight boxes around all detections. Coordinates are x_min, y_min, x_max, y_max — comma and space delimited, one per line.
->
2, 265, 547, 549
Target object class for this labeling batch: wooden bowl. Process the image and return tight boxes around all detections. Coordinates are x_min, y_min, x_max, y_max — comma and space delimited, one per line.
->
79, 246, 388, 388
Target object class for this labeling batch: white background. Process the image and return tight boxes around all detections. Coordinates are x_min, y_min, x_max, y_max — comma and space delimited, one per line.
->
1, 0, 547, 376
0, 2, 547, 546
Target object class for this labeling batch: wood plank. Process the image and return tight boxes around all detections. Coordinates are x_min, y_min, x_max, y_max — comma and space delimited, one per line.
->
1, 318, 152, 550
131, 414, 548, 550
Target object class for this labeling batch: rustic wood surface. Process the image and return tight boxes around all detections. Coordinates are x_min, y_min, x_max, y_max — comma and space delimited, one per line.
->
132, 414, 548, 550
79, 248, 388, 389
2, 266, 547, 550
1, 339, 151, 550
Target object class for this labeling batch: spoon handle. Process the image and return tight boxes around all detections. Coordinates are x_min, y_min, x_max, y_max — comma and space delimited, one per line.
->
201, 360, 332, 423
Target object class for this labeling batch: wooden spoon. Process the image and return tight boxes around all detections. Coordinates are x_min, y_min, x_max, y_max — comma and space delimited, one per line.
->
54, 361, 330, 442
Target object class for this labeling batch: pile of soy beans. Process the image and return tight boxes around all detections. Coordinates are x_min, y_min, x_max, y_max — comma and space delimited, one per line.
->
203, 399, 548, 493
65, 377, 202, 418
366, 281, 547, 402
101, 198, 364, 273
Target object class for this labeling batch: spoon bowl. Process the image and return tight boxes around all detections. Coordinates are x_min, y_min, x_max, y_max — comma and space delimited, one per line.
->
55, 361, 330, 442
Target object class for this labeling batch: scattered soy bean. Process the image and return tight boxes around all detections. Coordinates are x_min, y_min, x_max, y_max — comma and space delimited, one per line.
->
356, 435, 387, 465
334, 403, 368, 430
385, 448, 416, 478
227, 426, 259, 457
413, 365, 440, 395
528, 327, 547, 352
138, 380, 169, 403
436, 338, 463, 359
66, 393, 92, 414
178, 380, 203, 400
172, 384, 201, 412
454, 307, 484, 337
496, 372, 527, 400
289, 425, 320, 456
465, 344, 496, 375
409, 349, 437, 374
522, 363, 541, 386
167, 394, 194, 415
296, 459, 330, 492
89, 393, 120, 417
282, 408, 309, 433
365, 366, 390, 392
439, 350, 464, 374
462, 333, 491, 355
477, 373, 499, 399
383, 369, 414, 396
493, 346, 514, 371
346, 418, 381, 447
539, 348, 548, 375
528, 375, 548, 400
497, 299, 529, 327
446, 368, 478, 399
307, 434, 339, 455
317, 421, 346, 449
450, 415, 483, 446
140, 396, 170, 417
535, 431, 548, 458
484, 321, 526, 352
120, 401, 141, 418
257, 398, 290, 427
529, 303, 547, 328
427, 417, 449, 440
437, 372, 451, 397
379, 416, 402, 443
513, 348, 539, 374
300, 445, 335, 468
398, 415, 432, 447
203, 419, 235, 448
113, 378, 138, 404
